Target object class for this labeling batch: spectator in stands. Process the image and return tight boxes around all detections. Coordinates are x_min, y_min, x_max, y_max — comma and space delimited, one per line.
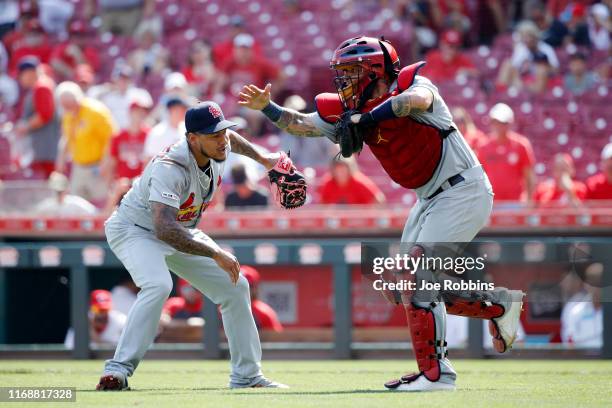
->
102, 91, 152, 183
127, 20, 168, 77
65, 289, 127, 349
538, 1, 590, 48
561, 262, 603, 348
534, 153, 586, 207
37, 0, 74, 38
497, 20, 559, 91
111, 278, 139, 316
143, 97, 187, 162
89, 65, 148, 130
34, 171, 97, 215
588, 4, 611, 51
220, 33, 283, 134
0, 0, 18, 40
148, 71, 195, 124
49, 21, 100, 81
279, 95, 336, 168
15, 56, 59, 179
585, 143, 612, 201
212, 15, 263, 68
318, 157, 385, 205
474, 0, 510, 45
564, 51, 599, 95
84, 0, 155, 36
75, 63, 95, 94
422, 29, 477, 83
163, 279, 203, 320
225, 163, 269, 209
7, 19, 53, 74
241, 266, 283, 332
451, 107, 488, 151
0, 43, 18, 106
55, 81, 116, 204
181, 40, 220, 99
477, 103, 536, 204
560, 269, 590, 343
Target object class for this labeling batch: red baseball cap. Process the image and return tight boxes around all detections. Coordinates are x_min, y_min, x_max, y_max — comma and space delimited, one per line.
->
441, 30, 462, 46
90, 289, 112, 313
240, 266, 260, 287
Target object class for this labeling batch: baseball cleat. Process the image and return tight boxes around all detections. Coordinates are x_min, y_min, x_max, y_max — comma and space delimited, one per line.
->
96, 373, 129, 391
385, 372, 455, 392
230, 377, 289, 389
489, 290, 525, 353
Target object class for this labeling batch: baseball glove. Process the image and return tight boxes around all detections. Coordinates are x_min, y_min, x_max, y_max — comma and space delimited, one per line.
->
335, 110, 366, 158
268, 151, 307, 209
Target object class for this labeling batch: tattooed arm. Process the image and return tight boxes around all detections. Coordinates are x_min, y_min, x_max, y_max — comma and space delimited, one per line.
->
228, 130, 281, 169
151, 202, 240, 282
238, 83, 324, 137
390, 87, 434, 117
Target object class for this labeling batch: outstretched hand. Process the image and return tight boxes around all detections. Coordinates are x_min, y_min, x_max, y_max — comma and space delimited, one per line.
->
238, 83, 272, 110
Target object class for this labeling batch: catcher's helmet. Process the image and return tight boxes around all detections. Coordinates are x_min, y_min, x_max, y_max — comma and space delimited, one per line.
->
330, 36, 400, 110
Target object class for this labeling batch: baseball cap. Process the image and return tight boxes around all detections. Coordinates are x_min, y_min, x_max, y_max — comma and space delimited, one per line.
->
166, 96, 188, 109
240, 265, 260, 286
90, 289, 112, 313
17, 56, 39, 72
602, 143, 612, 161
234, 33, 254, 48
441, 30, 461, 46
489, 103, 514, 124
164, 72, 187, 91
185, 101, 237, 134
129, 89, 153, 110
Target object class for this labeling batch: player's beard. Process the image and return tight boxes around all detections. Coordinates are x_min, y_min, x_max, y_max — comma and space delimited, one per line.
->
200, 144, 227, 163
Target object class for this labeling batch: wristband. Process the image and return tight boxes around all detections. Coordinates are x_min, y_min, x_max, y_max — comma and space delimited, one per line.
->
262, 101, 283, 122
367, 98, 398, 123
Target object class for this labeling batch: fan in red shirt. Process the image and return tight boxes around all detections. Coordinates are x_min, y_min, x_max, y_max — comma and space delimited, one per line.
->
477, 103, 536, 204
212, 15, 264, 68
7, 19, 53, 75
318, 157, 385, 205
452, 107, 488, 151
50, 21, 100, 81
163, 279, 203, 319
421, 30, 477, 83
240, 266, 283, 332
104, 93, 152, 181
585, 143, 612, 201
534, 153, 586, 207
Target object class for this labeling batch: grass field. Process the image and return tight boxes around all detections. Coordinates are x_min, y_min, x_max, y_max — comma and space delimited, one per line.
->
1, 359, 611, 407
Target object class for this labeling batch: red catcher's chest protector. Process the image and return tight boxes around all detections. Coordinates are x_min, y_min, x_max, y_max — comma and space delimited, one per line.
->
316, 61, 454, 190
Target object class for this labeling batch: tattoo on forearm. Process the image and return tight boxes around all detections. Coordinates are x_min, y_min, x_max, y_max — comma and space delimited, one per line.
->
391, 92, 413, 117
229, 131, 262, 161
152, 203, 218, 257
274, 110, 323, 137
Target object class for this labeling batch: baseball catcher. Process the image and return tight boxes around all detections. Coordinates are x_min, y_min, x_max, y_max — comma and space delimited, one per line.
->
240, 36, 524, 392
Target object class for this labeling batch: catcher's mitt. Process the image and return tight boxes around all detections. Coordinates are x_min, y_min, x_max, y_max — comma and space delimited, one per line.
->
268, 151, 307, 209
335, 110, 366, 158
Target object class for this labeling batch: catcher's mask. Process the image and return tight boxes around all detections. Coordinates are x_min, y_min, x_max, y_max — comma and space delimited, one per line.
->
330, 36, 400, 110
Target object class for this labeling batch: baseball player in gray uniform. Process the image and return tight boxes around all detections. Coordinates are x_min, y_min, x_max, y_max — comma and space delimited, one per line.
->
97, 101, 290, 391
240, 36, 524, 392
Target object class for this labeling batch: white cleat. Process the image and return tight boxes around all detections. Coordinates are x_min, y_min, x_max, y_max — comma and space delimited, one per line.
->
385, 373, 456, 392
230, 377, 289, 389
490, 290, 525, 353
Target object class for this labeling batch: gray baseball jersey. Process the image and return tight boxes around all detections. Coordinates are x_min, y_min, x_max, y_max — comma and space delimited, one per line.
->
103, 134, 265, 386
118, 137, 229, 230
311, 75, 481, 199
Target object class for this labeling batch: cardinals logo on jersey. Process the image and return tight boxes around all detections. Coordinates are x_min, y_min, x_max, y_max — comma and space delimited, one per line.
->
177, 192, 207, 222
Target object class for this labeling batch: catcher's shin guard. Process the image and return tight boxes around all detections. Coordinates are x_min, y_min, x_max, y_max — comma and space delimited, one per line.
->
405, 302, 447, 382
443, 296, 504, 319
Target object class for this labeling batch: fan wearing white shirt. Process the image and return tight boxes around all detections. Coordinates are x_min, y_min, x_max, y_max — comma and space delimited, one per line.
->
143, 97, 187, 163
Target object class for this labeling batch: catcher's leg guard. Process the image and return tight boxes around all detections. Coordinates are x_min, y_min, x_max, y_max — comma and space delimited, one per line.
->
384, 301, 456, 391
443, 288, 525, 353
